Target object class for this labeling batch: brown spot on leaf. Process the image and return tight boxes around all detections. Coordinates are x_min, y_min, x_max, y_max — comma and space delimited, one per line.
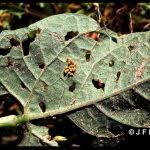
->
116, 71, 121, 82
85, 50, 91, 62
6, 58, 14, 68
92, 79, 105, 90
42, 81, 48, 92
85, 32, 99, 41
128, 45, 134, 51
14, 62, 22, 70
70, 99, 76, 105
109, 60, 114, 67
69, 82, 76, 92
39, 101, 46, 112
135, 62, 145, 77
51, 32, 62, 42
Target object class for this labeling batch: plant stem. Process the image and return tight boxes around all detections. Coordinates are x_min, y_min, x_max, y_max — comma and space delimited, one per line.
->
0, 114, 29, 127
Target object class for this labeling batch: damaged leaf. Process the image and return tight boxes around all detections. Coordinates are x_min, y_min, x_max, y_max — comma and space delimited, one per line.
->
0, 13, 149, 146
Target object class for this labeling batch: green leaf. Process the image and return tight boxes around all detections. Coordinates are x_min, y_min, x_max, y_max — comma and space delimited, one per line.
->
135, 81, 150, 100
68, 106, 115, 138
19, 128, 43, 146
0, 13, 149, 144
95, 89, 150, 127
29, 13, 99, 36
0, 13, 149, 119
19, 123, 58, 146
0, 13, 101, 116
0, 83, 8, 95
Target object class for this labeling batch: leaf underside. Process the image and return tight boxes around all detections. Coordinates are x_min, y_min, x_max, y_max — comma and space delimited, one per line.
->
0, 13, 149, 145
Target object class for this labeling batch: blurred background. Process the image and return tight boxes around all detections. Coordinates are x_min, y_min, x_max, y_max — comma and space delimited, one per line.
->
0, 2, 149, 149
0, 3, 149, 33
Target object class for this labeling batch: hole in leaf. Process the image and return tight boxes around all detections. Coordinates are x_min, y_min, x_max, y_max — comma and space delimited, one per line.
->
22, 30, 39, 56
69, 82, 76, 92
111, 37, 117, 43
128, 45, 134, 51
85, 50, 91, 62
99, 33, 109, 40
65, 31, 79, 41
109, 60, 114, 67
10, 38, 20, 46
27, 29, 41, 40
92, 79, 105, 90
116, 71, 121, 82
39, 63, 45, 69
20, 82, 27, 89
39, 101, 46, 112
0, 48, 11, 56
22, 38, 31, 56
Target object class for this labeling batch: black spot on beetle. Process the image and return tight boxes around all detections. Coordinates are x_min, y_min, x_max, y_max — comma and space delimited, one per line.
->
42, 81, 48, 92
